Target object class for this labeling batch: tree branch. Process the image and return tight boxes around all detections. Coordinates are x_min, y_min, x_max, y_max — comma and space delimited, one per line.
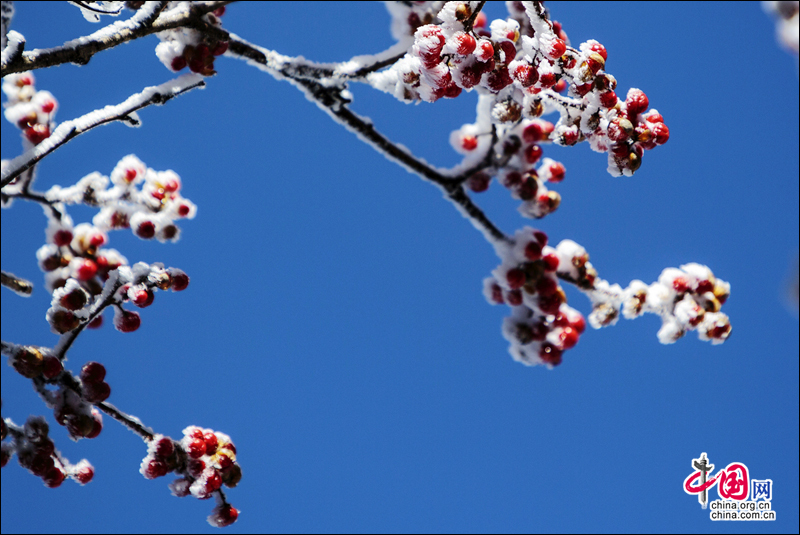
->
1, 74, 205, 188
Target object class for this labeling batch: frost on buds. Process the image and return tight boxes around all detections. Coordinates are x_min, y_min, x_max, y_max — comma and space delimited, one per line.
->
484, 228, 585, 367
155, 9, 229, 76
2, 73, 56, 148
139, 428, 241, 526
0, 414, 95, 488
45, 155, 197, 244
370, 1, 669, 181
554, 240, 732, 345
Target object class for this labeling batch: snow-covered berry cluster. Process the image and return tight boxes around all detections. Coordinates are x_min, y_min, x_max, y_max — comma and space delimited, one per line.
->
155, 7, 228, 76
44, 154, 197, 244
553, 242, 732, 346
139, 427, 241, 527
2, 72, 57, 146
483, 228, 586, 366
0, 413, 94, 488
455, 108, 566, 219
373, 1, 669, 178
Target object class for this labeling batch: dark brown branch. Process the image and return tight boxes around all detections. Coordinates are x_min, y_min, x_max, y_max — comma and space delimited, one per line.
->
1, 1, 229, 75
1, 271, 33, 296
1, 76, 205, 188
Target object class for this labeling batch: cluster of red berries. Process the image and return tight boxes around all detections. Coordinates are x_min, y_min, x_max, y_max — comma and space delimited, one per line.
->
8, 345, 63, 380
54, 387, 104, 440
460, 116, 567, 219
1, 72, 57, 146
484, 228, 586, 366
548, 243, 732, 347
376, 2, 669, 180
110, 264, 189, 334
80, 361, 111, 403
157, 7, 228, 76
0, 415, 93, 488
139, 427, 241, 527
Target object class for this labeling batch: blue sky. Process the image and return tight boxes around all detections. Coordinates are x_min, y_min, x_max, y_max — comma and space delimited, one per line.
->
2, 2, 798, 533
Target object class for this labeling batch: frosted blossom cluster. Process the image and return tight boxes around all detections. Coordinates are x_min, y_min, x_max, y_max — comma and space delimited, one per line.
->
139, 427, 241, 527
0, 412, 94, 488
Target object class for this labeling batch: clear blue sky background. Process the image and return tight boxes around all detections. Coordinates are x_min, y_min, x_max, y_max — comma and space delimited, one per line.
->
2, 2, 798, 533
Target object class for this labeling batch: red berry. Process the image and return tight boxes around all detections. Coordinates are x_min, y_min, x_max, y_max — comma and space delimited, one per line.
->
453, 32, 476, 55
570, 314, 586, 334
60, 288, 88, 311
561, 128, 579, 146
539, 343, 563, 366
136, 221, 156, 239
535, 276, 558, 296
203, 432, 219, 455
652, 123, 669, 145
51, 310, 80, 334
553, 79, 567, 93
74, 465, 94, 485
75, 259, 98, 281
85, 415, 103, 439
170, 270, 190, 291
171, 56, 187, 71
206, 469, 223, 491
187, 438, 207, 459
131, 288, 155, 308
475, 40, 494, 62
506, 268, 526, 290
524, 144, 543, 164
187, 459, 206, 478
546, 162, 566, 183
42, 356, 63, 379
155, 437, 175, 459
525, 241, 543, 261
695, 279, 714, 294
84, 381, 111, 403
599, 91, 618, 108
474, 11, 487, 28
486, 67, 512, 91
115, 310, 141, 333
213, 6, 225, 16
81, 361, 106, 384
673, 277, 690, 293
542, 254, 560, 272
506, 289, 523, 306
512, 63, 538, 87
490, 283, 504, 304
550, 38, 566, 59
625, 88, 649, 117
585, 52, 605, 75
559, 326, 579, 349
144, 459, 168, 479
53, 229, 73, 247
43, 467, 66, 488
87, 315, 104, 329
589, 42, 607, 61
573, 83, 593, 97
209, 504, 239, 528
467, 172, 491, 193
212, 41, 229, 56
499, 41, 517, 64
25, 124, 50, 145
443, 83, 462, 99
539, 72, 557, 89
461, 135, 478, 151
